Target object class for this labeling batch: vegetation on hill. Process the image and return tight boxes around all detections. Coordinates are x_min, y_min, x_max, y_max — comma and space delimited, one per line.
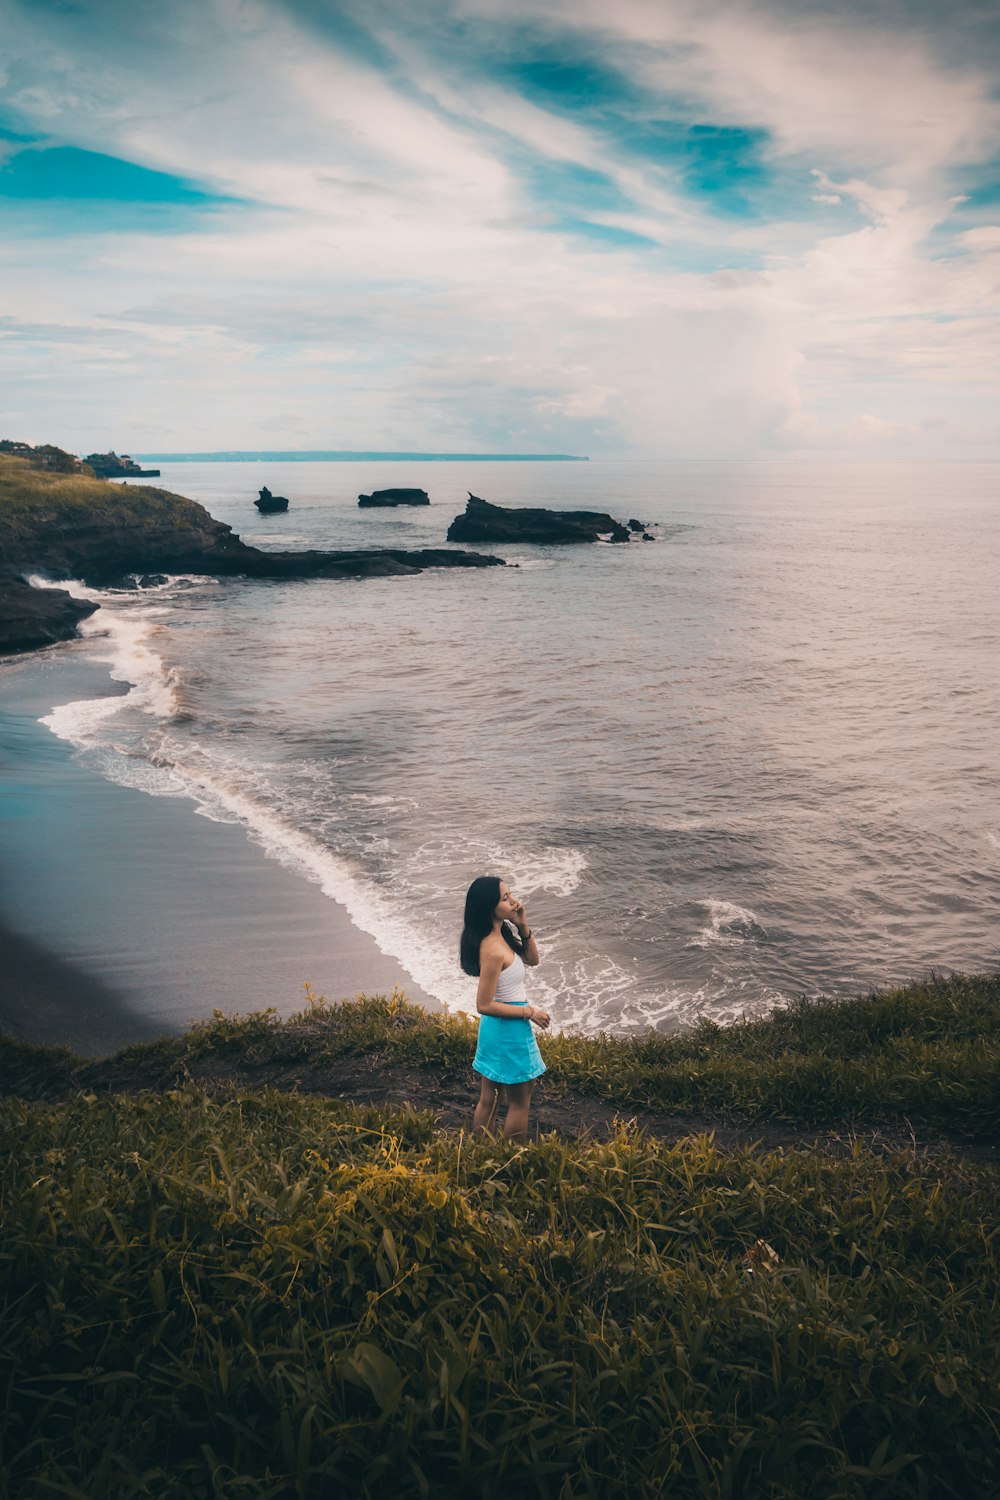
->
0, 449, 223, 549
5, 971, 999, 1143
0, 447, 245, 593
1, 1086, 997, 1498
1, 973, 998, 1496
0, 439, 92, 475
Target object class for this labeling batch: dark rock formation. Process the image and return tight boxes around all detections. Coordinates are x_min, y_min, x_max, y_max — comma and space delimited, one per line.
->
227, 548, 502, 580
100, 572, 172, 592
0, 486, 255, 585
255, 487, 289, 513
447, 493, 632, 545
0, 480, 503, 586
0, 456, 505, 652
0, 575, 98, 654
84, 451, 161, 478
628, 519, 645, 533
358, 488, 430, 507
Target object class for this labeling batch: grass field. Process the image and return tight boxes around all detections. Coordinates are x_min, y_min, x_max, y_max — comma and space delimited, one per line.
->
2, 974, 998, 1497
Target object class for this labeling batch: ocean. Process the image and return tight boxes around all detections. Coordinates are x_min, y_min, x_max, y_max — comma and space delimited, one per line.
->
7, 457, 1000, 1035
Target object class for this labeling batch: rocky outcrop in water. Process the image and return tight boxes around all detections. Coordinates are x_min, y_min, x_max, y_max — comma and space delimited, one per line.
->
0, 467, 502, 587
224, 547, 503, 580
255, 487, 289, 513
0, 452, 504, 654
0, 574, 99, 654
358, 488, 430, 507
447, 493, 632, 545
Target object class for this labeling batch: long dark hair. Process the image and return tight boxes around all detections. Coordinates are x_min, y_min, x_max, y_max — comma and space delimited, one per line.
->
460, 874, 522, 976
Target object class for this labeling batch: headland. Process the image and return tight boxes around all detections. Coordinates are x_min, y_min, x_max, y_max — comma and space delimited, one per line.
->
0, 443, 504, 651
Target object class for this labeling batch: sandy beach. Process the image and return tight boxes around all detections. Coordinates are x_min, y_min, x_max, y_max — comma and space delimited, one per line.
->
0, 647, 438, 1056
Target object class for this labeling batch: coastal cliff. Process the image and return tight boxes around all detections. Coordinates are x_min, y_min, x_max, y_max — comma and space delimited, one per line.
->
0, 451, 251, 581
0, 450, 503, 650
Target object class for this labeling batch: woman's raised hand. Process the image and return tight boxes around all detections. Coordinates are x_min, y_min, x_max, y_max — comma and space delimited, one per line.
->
513, 898, 529, 930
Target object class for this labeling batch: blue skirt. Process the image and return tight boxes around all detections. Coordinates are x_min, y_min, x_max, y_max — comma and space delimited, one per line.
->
474, 1003, 547, 1085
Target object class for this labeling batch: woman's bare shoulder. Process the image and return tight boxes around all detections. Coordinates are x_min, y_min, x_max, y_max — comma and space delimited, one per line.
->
479, 933, 507, 966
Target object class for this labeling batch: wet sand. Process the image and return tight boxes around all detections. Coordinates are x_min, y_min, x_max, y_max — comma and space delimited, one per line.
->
0, 649, 438, 1057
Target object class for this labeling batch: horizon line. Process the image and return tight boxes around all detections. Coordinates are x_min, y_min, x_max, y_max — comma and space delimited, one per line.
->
134, 450, 591, 463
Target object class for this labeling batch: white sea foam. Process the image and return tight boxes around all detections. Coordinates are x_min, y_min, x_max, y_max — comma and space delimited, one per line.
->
347, 792, 413, 809
30, 599, 782, 1034
28, 580, 778, 1033
402, 833, 587, 900
688, 899, 769, 949
32, 592, 570, 1009
508, 845, 587, 899
38, 585, 182, 744
539, 951, 785, 1034
124, 745, 479, 1011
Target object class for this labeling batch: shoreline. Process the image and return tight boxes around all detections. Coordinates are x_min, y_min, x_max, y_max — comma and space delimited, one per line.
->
0, 649, 439, 1057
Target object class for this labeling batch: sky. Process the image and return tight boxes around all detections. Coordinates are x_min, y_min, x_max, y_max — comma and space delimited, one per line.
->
1, 0, 999, 458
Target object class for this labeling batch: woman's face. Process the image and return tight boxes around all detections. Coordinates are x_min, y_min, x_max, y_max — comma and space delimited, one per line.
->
494, 881, 519, 921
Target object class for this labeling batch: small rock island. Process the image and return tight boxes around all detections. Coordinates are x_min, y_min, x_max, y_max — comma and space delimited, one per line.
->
358, 488, 430, 507
255, 487, 290, 513
447, 492, 634, 545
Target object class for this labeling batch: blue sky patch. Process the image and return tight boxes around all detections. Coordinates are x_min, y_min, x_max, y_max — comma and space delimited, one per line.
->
952, 174, 1000, 209
521, 158, 639, 218
552, 216, 660, 249
0, 143, 235, 205
498, 46, 641, 116
614, 120, 773, 216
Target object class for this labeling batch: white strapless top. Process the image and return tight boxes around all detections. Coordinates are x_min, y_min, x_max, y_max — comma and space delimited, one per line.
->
495, 951, 527, 1003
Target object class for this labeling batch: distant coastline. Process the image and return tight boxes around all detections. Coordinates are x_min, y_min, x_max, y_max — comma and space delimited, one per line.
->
133, 450, 590, 462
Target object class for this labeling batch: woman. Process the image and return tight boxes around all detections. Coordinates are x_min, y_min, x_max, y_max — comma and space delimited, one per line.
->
460, 875, 550, 1140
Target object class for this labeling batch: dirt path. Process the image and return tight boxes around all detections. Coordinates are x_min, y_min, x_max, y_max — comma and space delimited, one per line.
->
85, 1047, 995, 1165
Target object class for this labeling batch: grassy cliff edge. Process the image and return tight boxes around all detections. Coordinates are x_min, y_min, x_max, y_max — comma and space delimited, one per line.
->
2, 974, 998, 1497
0, 450, 245, 580
4, 969, 998, 1141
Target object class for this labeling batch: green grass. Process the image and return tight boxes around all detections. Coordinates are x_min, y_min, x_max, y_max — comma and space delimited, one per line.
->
5, 971, 999, 1139
0, 451, 219, 543
1, 1086, 997, 1498
3, 975, 998, 1495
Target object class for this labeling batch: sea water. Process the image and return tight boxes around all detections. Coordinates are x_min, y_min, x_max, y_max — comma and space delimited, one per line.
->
26, 458, 1000, 1031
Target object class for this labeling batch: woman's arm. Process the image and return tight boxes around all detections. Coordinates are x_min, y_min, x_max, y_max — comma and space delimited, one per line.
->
476, 947, 538, 1019
512, 903, 540, 967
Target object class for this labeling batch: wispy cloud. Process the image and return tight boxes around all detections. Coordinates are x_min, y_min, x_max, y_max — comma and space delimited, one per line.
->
1, 0, 998, 454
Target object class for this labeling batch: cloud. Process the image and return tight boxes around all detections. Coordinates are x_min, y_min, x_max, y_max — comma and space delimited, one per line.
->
0, 0, 998, 455
469, 0, 1000, 184
956, 224, 1000, 250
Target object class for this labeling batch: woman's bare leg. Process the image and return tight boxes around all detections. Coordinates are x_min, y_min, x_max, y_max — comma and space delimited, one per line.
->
473, 1076, 504, 1133
503, 1079, 536, 1141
